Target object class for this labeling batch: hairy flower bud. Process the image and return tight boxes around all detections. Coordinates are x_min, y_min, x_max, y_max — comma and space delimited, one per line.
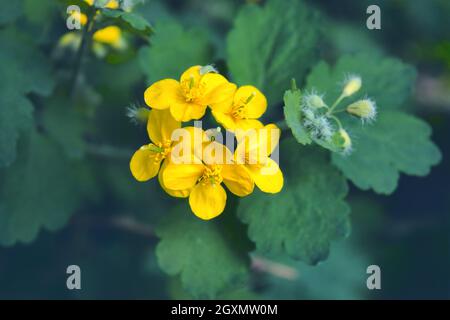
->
306, 94, 326, 109
342, 75, 362, 97
334, 129, 352, 154
126, 105, 150, 124
346, 99, 377, 122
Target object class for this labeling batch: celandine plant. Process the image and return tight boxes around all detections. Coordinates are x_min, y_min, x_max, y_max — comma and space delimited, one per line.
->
0, 0, 443, 299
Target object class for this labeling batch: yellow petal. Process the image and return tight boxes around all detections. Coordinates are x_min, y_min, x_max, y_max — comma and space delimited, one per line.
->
58, 32, 81, 49
235, 123, 281, 161
158, 160, 190, 198
130, 146, 162, 181
189, 182, 227, 220
162, 163, 204, 190
170, 101, 207, 122
211, 111, 237, 130
263, 123, 281, 155
93, 26, 122, 46
147, 109, 180, 145
221, 164, 254, 197
201, 74, 236, 106
105, 0, 119, 9
180, 65, 202, 87
144, 79, 182, 110
209, 85, 236, 113
202, 141, 233, 166
247, 158, 283, 193
170, 126, 206, 164
235, 85, 267, 119
233, 119, 264, 131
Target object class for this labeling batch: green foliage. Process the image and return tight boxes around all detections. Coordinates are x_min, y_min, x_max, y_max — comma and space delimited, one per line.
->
155, 202, 252, 299
283, 87, 311, 145
306, 54, 441, 194
0, 1, 23, 25
0, 29, 54, 167
332, 111, 442, 194
238, 138, 350, 265
42, 97, 86, 160
227, 0, 321, 105
283, 86, 341, 152
306, 53, 417, 111
0, 132, 81, 246
264, 240, 369, 299
101, 8, 153, 37
139, 19, 212, 84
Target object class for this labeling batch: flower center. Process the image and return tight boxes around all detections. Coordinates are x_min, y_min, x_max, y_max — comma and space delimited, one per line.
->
148, 140, 172, 163
231, 93, 255, 120
180, 76, 205, 103
199, 165, 223, 186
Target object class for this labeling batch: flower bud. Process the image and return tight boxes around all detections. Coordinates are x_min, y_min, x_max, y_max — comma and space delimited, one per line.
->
306, 94, 326, 109
126, 105, 150, 124
342, 75, 361, 97
334, 129, 352, 154
200, 64, 218, 75
346, 99, 377, 121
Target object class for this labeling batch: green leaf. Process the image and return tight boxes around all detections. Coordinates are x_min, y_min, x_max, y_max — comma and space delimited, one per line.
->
155, 201, 252, 299
42, 97, 86, 160
101, 8, 153, 36
332, 111, 442, 194
306, 55, 441, 194
283, 86, 342, 152
306, 53, 417, 110
0, 29, 55, 167
227, 0, 321, 105
139, 19, 212, 84
0, 132, 81, 246
283, 88, 311, 145
238, 138, 350, 265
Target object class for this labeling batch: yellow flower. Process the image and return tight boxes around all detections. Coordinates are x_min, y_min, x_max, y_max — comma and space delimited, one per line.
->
162, 141, 254, 220
235, 124, 283, 193
129, 109, 189, 197
211, 85, 267, 131
144, 65, 236, 122
93, 26, 125, 49
85, 0, 120, 9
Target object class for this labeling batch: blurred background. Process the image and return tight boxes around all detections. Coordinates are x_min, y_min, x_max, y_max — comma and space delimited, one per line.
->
0, 0, 449, 299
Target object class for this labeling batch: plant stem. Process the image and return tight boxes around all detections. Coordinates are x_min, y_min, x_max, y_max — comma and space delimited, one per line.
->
69, 9, 96, 97
326, 93, 345, 116
329, 115, 343, 129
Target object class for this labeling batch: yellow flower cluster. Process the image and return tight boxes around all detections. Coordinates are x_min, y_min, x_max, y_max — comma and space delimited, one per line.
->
59, 0, 126, 56
130, 66, 284, 220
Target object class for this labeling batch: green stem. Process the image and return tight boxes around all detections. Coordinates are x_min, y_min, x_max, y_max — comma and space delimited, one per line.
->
328, 115, 343, 129
326, 93, 345, 116
69, 9, 96, 97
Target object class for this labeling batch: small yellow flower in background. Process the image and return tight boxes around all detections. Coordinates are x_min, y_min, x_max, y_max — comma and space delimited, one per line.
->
130, 109, 190, 197
235, 124, 283, 193
144, 65, 236, 122
162, 141, 254, 220
93, 26, 125, 49
59, 1, 126, 56
84, 0, 120, 9
211, 85, 267, 131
